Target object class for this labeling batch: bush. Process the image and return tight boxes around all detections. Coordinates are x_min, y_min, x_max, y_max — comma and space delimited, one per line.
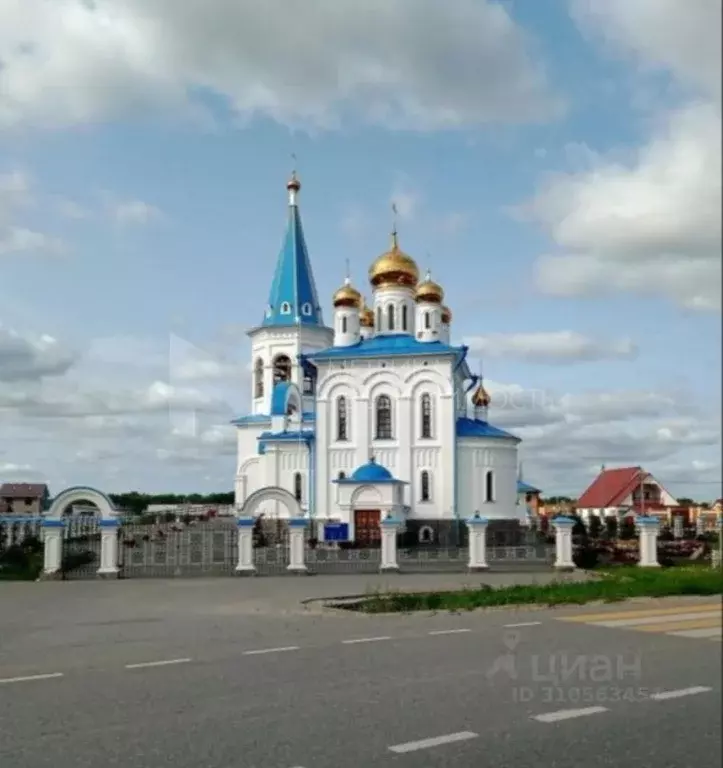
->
588, 515, 603, 539
619, 518, 637, 540
605, 518, 618, 539
573, 545, 600, 570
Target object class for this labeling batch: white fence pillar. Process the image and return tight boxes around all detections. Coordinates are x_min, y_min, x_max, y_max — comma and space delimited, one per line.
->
673, 516, 684, 539
466, 513, 489, 571
42, 520, 63, 576
97, 519, 120, 576
287, 518, 308, 574
637, 517, 660, 567
235, 518, 256, 574
552, 516, 576, 570
380, 516, 400, 572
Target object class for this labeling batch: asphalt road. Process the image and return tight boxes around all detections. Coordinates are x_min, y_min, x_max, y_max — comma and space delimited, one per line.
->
0, 580, 720, 767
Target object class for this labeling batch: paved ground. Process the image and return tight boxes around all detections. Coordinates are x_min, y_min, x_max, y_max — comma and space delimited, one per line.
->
0, 578, 720, 767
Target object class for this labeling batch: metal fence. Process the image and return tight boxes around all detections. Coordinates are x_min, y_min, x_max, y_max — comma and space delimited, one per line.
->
305, 545, 382, 574
62, 515, 102, 580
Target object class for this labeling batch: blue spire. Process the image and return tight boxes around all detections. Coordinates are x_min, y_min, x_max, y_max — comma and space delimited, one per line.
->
261, 173, 324, 327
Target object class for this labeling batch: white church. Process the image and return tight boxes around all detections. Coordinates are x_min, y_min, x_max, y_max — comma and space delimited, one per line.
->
233, 173, 528, 545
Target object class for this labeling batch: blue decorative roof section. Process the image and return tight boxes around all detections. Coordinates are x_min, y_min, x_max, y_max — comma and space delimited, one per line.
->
518, 480, 541, 494
262, 200, 323, 327
258, 429, 314, 455
456, 417, 520, 442
335, 457, 406, 484
231, 412, 316, 426
307, 334, 465, 362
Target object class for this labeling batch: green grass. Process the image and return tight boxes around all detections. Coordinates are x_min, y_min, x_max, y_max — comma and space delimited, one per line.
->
350, 566, 723, 614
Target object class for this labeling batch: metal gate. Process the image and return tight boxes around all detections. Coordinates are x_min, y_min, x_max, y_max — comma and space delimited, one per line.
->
62, 515, 101, 579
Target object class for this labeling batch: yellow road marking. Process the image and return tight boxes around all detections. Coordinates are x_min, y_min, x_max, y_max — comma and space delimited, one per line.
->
635, 616, 723, 633
559, 603, 722, 623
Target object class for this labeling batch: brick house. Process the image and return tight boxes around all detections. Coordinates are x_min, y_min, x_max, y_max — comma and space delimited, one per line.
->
0, 483, 50, 516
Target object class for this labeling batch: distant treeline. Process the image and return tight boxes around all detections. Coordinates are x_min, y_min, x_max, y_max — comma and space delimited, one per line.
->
108, 492, 234, 516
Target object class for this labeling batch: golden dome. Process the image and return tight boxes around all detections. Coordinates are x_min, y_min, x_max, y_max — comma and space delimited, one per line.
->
441, 305, 452, 324
286, 171, 301, 192
415, 270, 444, 304
333, 277, 362, 308
471, 382, 491, 408
369, 232, 419, 288
359, 302, 374, 327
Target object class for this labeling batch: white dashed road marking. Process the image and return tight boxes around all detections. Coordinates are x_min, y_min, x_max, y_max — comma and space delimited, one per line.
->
342, 636, 392, 645
504, 621, 542, 628
532, 706, 609, 723
388, 731, 479, 753
650, 686, 713, 701
0, 672, 64, 685
428, 628, 472, 636
242, 646, 300, 656
125, 658, 192, 670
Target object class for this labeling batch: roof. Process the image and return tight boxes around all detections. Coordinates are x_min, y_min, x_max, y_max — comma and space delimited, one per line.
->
231, 412, 315, 426
306, 334, 464, 362
261, 193, 324, 328
0, 483, 48, 499
517, 480, 540, 494
335, 457, 405, 484
270, 381, 294, 416
456, 417, 519, 441
577, 466, 647, 508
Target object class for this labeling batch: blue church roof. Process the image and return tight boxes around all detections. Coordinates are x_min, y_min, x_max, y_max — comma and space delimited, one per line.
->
456, 417, 520, 441
335, 457, 405, 484
306, 334, 465, 362
270, 382, 291, 416
518, 480, 541, 494
261, 186, 323, 328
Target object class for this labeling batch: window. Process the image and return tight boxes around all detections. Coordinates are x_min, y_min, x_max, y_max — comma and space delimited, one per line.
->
301, 302, 312, 316
273, 354, 292, 383
337, 396, 348, 441
293, 472, 302, 502
402, 304, 408, 331
338, 471, 346, 480
375, 395, 392, 439
387, 304, 395, 331
376, 307, 382, 329
424, 311, 431, 330
280, 302, 291, 314
420, 393, 432, 438
420, 471, 431, 501
303, 368, 315, 395
419, 525, 434, 543
485, 471, 494, 502
254, 358, 264, 398
341, 315, 348, 334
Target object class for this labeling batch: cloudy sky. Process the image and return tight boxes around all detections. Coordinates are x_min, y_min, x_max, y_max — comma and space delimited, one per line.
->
1, 0, 720, 500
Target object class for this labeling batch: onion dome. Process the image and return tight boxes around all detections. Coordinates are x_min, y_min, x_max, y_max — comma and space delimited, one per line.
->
359, 301, 374, 327
471, 381, 491, 408
369, 231, 419, 288
441, 305, 452, 324
286, 170, 301, 193
332, 276, 362, 308
415, 270, 444, 304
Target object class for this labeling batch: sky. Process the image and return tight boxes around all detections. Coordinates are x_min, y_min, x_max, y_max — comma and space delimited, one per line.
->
0, 0, 721, 501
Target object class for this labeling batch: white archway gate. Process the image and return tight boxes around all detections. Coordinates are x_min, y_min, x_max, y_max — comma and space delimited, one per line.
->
42, 486, 119, 578
237, 487, 306, 574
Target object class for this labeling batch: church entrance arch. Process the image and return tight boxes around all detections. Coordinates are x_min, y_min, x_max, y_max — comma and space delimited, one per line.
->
240, 487, 302, 520
239, 487, 302, 573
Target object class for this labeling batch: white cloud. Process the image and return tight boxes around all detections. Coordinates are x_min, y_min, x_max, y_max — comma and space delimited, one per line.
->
54, 197, 90, 219
570, 0, 721, 98
0, 0, 560, 133
0, 325, 77, 381
526, 1, 722, 312
112, 199, 162, 225
465, 331, 638, 364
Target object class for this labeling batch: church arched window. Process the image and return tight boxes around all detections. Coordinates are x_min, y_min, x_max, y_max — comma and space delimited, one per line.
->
254, 358, 264, 398
293, 472, 302, 503
337, 396, 348, 441
401, 304, 408, 331
280, 302, 291, 315
485, 471, 495, 503
341, 315, 348, 334
272, 354, 291, 384
301, 302, 312, 316
303, 366, 316, 395
420, 471, 431, 501
387, 304, 395, 332
420, 393, 432, 438
338, 471, 346, 480
375, 395, 392, 440
424, 312, 431, 330
376, 307, 382, 329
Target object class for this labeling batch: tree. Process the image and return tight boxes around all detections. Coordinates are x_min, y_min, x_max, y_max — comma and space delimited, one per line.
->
588, 515, 603, 539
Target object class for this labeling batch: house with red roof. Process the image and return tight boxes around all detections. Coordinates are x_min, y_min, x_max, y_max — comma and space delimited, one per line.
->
576, 466, 679, 521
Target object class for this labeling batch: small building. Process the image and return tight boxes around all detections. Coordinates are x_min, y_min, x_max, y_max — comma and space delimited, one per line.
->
576, 466, 678, 521
0, 483, 50, 517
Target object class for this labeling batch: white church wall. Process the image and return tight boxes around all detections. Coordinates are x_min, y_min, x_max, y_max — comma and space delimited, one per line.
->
457, 438, 519, 520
